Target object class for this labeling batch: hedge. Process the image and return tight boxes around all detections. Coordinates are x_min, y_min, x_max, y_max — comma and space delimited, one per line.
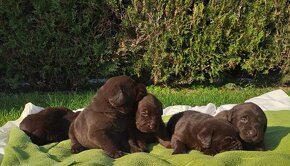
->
0, 0, 289, 90
117, 0, 289, 85
0, 0, 121, 90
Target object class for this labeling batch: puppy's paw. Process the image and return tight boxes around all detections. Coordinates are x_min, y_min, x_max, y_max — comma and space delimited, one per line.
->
130, 144, 147, 153
161, 141, 172, 148
71, 144, 86, 154
107, 150, 126, 158
203, 149, 217, 156
172, 149, 187, 155
130, 147, 145, 153
137, 141, 148, 152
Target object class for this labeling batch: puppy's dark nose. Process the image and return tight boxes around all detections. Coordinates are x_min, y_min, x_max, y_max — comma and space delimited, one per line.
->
147, 124, 152, 129
148, 122, 156, 130
246, 129, 257, 137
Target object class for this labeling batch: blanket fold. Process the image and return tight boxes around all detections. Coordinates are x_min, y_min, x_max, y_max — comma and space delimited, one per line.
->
2, 111, 290, 166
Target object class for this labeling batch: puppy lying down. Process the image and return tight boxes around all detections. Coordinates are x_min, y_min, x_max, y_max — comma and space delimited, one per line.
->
215, 102, 267, 150
127, 94, 171, 152
167, 111, 242, 155
19, 107, 79, 145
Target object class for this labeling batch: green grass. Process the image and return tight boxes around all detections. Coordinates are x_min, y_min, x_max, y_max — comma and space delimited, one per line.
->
0, 86, 289, 126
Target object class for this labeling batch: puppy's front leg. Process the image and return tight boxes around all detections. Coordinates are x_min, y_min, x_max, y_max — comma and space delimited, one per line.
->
89, 130, 125, 158
69, 121, 86, 153
128, 138, 147, 152
171, 136, 187, 154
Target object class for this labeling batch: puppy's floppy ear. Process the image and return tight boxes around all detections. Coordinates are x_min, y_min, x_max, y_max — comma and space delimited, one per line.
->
109, 88, 126, 107
135, 83, 147, 101
197, 127, 213, 149
215, 110, 232, 122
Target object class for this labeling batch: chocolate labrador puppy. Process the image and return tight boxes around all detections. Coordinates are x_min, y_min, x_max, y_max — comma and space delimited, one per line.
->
19, 107, 80, 145
215, 102, 267, 150
69, 75, 147, 158
167, 111, 242, 155
127, 94, 171, 152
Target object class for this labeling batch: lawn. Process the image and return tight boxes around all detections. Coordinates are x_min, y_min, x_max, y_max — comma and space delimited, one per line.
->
0, 86, 289, 126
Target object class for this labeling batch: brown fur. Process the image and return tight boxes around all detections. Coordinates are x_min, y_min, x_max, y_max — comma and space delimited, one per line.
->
167, 111, 242, 155
127, 94, 171, 152
69, 75, 147, 158
215, 102, 267, 150
19, 107, 79, 145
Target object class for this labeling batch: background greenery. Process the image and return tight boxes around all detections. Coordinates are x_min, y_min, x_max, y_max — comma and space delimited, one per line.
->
0, 0, 289, 90
0, 0, 121, 90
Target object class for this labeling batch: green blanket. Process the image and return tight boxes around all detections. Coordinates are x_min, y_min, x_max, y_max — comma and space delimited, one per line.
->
2, 111, 290, 166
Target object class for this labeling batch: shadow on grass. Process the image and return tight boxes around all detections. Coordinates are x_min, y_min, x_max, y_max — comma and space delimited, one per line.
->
265, 126, 290, 150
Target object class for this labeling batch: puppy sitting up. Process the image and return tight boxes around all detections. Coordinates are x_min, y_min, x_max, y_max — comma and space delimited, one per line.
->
69, 75, 147, 158
127, 94, 171, 152
20, 107, 79, 145
167, 111, 242, 155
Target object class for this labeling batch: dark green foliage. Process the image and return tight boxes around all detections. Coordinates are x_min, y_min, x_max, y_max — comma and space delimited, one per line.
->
0, 0, 120, 90
0, 0, 289, 90
118, 0, 289, 85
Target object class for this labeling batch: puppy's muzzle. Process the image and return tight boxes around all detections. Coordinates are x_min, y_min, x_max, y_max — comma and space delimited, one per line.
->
246, 129, 257, 137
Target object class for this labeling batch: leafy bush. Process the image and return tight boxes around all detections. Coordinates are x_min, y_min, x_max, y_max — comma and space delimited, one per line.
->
0, 0, 289, 90
117, 0, 289, 85
0, 0, 120, 90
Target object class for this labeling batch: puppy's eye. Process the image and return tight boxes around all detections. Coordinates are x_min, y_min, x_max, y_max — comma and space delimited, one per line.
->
240, 117, 248, 123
